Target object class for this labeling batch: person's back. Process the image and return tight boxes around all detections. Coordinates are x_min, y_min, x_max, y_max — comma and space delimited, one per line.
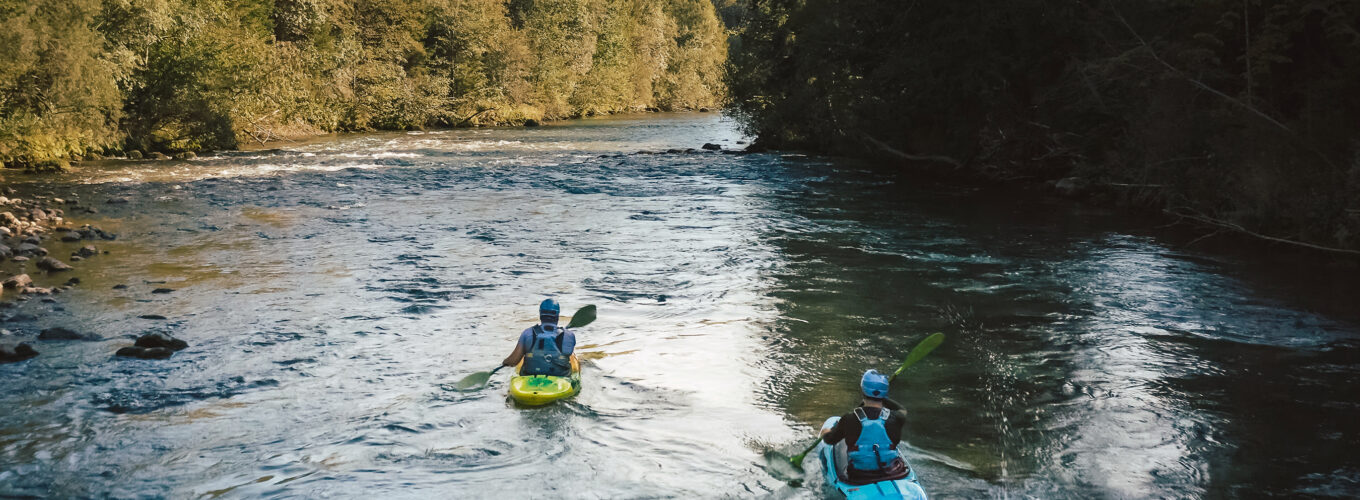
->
820, 370, 911, 484
518, 323, 575, 376
503, 299, 576, 377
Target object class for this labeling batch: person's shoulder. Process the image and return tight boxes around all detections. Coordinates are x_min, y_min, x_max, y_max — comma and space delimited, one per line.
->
888, 408, 908, 424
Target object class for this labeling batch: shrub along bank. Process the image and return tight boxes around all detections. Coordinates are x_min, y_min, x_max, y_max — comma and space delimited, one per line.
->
0, 0, 727, 168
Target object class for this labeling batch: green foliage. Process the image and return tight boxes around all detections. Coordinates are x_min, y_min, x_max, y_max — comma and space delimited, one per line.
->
729, 0, 1360, 250
0, 0, 728, 165
0, 0, 122, 167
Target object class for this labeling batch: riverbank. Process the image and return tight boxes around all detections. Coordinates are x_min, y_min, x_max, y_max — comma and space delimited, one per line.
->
1, 0, 727, 170
0, 182, 119, 361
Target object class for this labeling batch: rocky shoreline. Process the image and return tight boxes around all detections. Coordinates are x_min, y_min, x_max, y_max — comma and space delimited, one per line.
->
0, 186, 189, 363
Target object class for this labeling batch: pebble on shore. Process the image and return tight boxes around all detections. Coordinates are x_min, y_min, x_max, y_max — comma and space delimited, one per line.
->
3, 192, 117, 300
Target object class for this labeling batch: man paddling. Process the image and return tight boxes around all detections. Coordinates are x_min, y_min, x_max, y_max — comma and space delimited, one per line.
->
501, 299, 576, 376
818, 369, 911, 484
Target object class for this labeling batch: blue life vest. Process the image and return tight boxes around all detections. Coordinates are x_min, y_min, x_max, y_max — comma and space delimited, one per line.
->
521, 324, 570, 376
848, 407, 900, 472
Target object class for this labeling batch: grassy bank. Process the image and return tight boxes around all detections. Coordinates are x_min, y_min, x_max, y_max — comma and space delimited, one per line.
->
0, 0, 727, 169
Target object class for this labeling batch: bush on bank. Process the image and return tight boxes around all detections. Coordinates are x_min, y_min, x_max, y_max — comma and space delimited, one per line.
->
0, 0, 727, 167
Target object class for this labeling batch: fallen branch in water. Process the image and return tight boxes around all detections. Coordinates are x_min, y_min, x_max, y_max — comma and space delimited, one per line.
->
1165, 207, 1360, 256
456, 108, 494, 127
862, 135, 963, 168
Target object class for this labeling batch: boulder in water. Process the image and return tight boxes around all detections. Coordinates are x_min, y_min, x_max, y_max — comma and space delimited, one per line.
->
134, 332, 188, 351
701, 143, 722, 151
36, 256, 72, 272
0, 342, 37, 363
75, 245, 97, 257
39, 327, 98, 341
16, 243, 45, 257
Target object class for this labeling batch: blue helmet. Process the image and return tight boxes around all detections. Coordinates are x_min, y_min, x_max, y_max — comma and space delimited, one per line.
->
539, 298, 561, 324
861, 369, 890, 399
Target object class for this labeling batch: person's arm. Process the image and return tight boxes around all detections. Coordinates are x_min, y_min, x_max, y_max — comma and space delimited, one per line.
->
502, 339, 526, 367
821, 414, 850, 444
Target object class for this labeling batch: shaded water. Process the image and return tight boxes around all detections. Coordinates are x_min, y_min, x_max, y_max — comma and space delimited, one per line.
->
2, 114, 1358, 498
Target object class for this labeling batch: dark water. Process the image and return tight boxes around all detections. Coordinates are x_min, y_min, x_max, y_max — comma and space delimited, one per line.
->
2, 114, 1358, 499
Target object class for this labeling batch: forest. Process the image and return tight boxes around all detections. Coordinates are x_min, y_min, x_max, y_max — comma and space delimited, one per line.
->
727, 0, 1360, 252
0, 0, 726, 168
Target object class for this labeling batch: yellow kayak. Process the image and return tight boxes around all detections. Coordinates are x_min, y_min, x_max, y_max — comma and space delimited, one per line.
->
509, 355, 580, 406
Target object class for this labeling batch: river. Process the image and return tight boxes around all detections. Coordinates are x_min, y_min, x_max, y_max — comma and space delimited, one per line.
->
1, 113, 1358, 499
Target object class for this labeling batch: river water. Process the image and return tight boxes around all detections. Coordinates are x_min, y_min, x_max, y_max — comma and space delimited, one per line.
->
2, 114, 1358, 499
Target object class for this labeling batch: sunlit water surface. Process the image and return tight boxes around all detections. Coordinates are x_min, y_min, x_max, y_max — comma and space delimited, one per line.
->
2, 113, 1358, 498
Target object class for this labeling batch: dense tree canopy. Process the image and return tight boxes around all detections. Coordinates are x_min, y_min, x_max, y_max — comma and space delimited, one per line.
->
0, 0, 727, 167
728, 0, 1360, 250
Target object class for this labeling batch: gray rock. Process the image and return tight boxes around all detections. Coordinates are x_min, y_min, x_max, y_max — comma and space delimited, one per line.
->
11, 256, 27, 262
149, 152, 170, 160
60, 233, 82, 242
36, 257, 72, 272
701, 143, 722, 151
134, 332, 188, 350
75, 245, 97, 257
127, 150, 143, 160
174, 151, 196, 160
16, 244, 46, 257
151, 288, 174, 294
39, 327, 98, 341
106, 197, 129, 205
0, 342, 38, 363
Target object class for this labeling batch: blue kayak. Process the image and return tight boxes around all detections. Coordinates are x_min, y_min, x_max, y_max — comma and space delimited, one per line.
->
818, 416, 928, 500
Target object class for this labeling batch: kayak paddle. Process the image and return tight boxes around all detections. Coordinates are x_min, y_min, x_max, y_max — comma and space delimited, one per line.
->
787, 332, 945, 468
445, 304, 597, 392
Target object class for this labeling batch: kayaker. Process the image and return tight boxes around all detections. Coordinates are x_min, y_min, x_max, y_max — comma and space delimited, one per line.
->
818, 369, 911, 483
501, 299, 576, 376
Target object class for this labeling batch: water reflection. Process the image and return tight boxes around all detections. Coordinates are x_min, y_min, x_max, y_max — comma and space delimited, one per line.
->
758, 161, 1360, 498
